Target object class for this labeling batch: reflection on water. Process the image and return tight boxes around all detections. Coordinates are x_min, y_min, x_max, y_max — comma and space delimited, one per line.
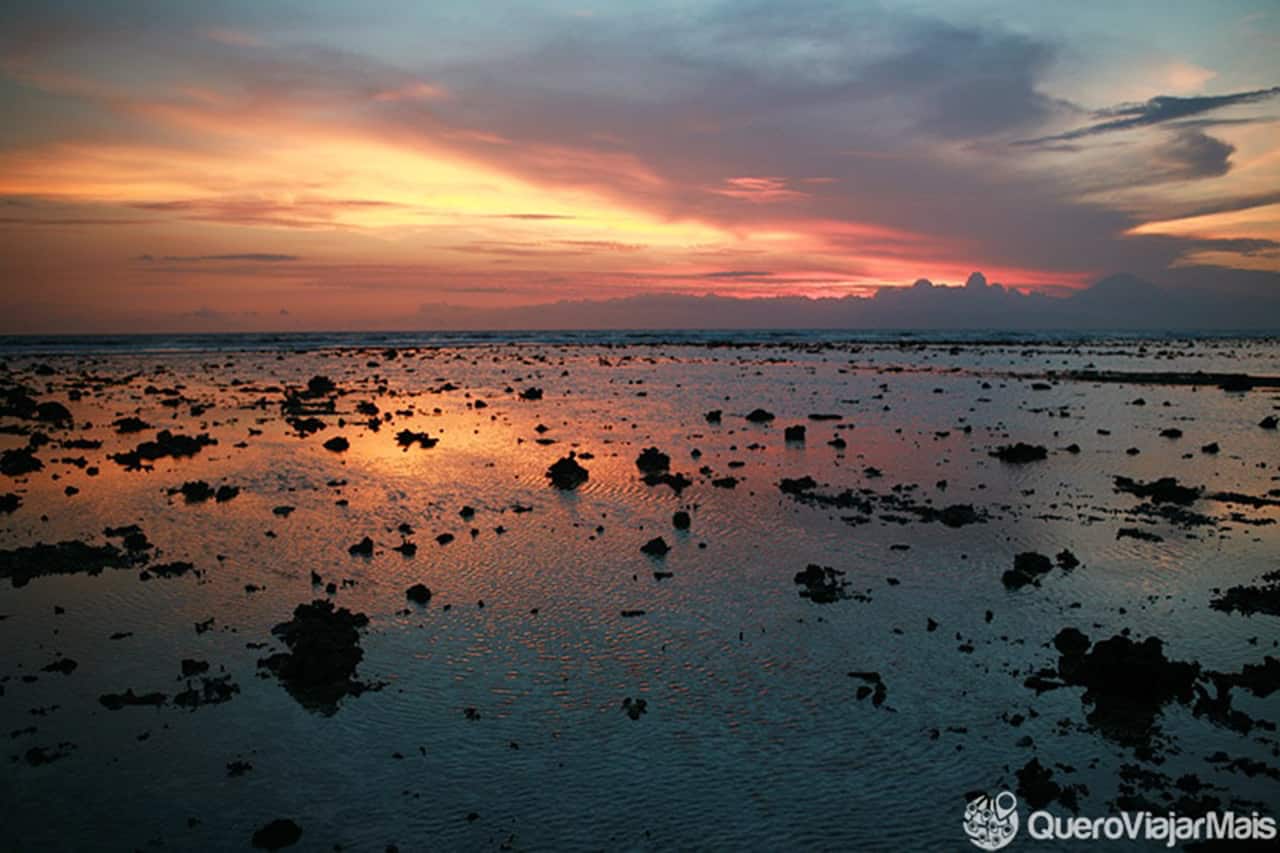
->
1, 336, 1279, 850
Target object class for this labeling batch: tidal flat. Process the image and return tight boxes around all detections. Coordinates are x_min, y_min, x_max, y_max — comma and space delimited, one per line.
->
2, 334, 1279, 850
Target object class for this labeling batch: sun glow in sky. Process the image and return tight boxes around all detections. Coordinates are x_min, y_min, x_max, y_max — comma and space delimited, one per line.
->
0, 0, 1277, 331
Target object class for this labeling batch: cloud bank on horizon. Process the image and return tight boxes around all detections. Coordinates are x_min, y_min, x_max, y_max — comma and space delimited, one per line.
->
0, 0, 1277, 332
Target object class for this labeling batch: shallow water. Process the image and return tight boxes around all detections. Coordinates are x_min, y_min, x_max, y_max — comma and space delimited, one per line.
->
2, 336, 1279, 851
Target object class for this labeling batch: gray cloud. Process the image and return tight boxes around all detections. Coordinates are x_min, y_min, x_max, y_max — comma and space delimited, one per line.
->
136, 253, 300, 262
1017, 86, 1280, 145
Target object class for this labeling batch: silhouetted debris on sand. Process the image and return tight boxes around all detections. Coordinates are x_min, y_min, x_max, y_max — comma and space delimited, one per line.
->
793, 563, 849, 603
405, 583, 432, 604
1211, 570, 1280, 617
0, 492, 21, 513
251, 818, 302, 850
672, 510, 691, 530
745, 408, 775, 423
1113, 476, 1202, 505
990, 442, 1047, 463
322, 436, 349, 453
547, 452, 589, 489
519, 387, 543, 400
1261, 415, 1278, 430
621, 697, 647, 720
348, 537, 374, 556
111, 431, 216, 469
784, 424, 806, 442
257, 600, 375, 714
704, 409, 722, 424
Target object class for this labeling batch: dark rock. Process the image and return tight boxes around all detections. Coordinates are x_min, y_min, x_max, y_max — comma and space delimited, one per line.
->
635, 447, 670, 474
0, 540, 134, 587
305, 376, 336, 396
784, 424, 806, 442
641, 471, 692, 493
847, 671, 887, 706
1002, 551, 1054, 589
793, 563, 849, 603
1117, 528, 1163, 542
1113, 476, 1201, 506
111, 431, 216, 469
1053, 631, 1199, 747
0, 493, 21, 513
745, 408, 775, 423
348, 537, 374, 556
34, 401, 73, 424
42, 658, 78, 675
257, 600, 373, 714
175, 480, 215, 502
405, 583, 432, 604
621, 697, 647, 720
112, 416, 150, 434
174, 674, 239, 708
519, 387, 543, 400
1159, 428, 1183, 439
395, 429, 438, 449
1211, 570, 1280, 617
547, 452, 589, 489
779, 475, 818, 495
704, 410, 722, 424
1261, 416, 1278, 430
1, 446, 43, 477
99, 689, 167, 710
322, 436, 349, 453
1017, 758, 1083, 812
181, 659, 209, 677
252, 818, 302, 850
640, 537, 670, 557
990, 442, 1048, 464
672, 510, 691, 530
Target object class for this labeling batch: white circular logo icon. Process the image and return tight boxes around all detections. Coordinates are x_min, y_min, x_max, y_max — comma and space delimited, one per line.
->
964, 790, 1019, 850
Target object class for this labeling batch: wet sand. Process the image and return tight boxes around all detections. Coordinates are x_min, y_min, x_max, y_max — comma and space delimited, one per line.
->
2, 335, 1279, 850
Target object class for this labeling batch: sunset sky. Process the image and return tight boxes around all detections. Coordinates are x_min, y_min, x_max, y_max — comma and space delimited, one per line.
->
1, 0, 1278, 332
